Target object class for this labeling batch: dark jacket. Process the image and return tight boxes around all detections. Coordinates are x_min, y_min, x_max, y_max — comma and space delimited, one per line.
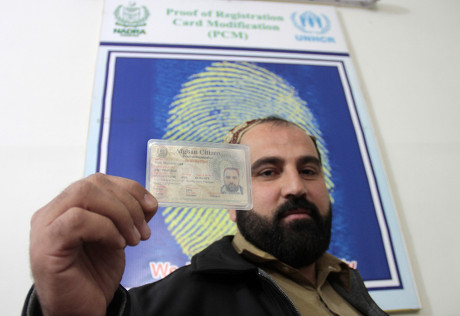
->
123, 236, 387, 316
23, 236, 387, 316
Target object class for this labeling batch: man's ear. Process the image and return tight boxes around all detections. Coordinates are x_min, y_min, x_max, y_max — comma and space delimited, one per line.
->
228, 209, 237, 222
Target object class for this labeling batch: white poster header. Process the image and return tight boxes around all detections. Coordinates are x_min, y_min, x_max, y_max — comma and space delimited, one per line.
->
100, 0, 349, 54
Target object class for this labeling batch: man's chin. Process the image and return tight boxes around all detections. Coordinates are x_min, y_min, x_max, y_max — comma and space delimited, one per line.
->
227, 185, 238, 192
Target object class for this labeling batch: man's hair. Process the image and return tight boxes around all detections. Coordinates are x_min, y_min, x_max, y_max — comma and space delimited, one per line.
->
224, 116, 322, 163
251, 116, 300, 128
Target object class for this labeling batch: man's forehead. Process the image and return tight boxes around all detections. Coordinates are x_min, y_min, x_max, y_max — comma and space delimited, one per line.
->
240, 123, 319, 159
240, 122, 310, 145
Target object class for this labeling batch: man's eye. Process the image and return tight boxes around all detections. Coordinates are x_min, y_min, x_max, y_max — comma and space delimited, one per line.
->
301, 168, 319, 177
258, 169, 277, 177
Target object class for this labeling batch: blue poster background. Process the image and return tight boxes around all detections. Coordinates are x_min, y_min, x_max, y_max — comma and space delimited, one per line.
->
99, 57, 392, 288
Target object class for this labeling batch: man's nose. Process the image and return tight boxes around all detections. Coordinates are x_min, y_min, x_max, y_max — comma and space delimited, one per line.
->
281, 169, 307, 199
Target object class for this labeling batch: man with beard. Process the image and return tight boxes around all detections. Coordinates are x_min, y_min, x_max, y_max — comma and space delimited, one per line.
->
23, 117, 387, 316
221, 167, 244, 194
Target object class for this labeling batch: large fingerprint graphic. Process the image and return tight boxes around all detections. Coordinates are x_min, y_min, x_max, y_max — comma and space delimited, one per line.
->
161, 61, 335, 258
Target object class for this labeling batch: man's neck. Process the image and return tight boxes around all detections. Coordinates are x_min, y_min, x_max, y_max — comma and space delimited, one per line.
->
298, 263, 317, 286
232, 232, 319, 285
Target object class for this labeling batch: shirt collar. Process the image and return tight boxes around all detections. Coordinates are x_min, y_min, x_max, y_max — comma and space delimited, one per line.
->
232, 232, 351, 291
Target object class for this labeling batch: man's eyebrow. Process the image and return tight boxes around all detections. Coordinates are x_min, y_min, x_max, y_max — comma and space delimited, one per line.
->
251, 156, 322, 172
298, 156, 322, 167
251, 157, 284, 171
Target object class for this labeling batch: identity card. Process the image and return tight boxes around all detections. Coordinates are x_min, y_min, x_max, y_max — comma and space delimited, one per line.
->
146, 139, 252, 210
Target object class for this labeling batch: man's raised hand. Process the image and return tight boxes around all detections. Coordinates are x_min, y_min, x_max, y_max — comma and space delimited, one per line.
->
29, 174, 157, 316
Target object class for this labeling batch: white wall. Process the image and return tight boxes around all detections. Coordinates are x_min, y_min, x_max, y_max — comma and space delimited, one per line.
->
1, 0, 459, 315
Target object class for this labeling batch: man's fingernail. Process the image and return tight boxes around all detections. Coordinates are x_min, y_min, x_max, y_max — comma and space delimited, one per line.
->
118, 234, 127, 248
144, 193, 157, 209
133, 225, 141, 242
140, 220, 151, 239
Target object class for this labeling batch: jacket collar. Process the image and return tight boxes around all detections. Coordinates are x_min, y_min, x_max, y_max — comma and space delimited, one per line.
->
191, 235, 257, 274
191, 235, 351, 291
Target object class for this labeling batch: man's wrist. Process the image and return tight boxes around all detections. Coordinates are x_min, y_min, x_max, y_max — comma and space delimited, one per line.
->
22, 285, 130, 316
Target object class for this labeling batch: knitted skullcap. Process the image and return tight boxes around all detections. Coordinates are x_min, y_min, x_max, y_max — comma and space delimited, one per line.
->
223, 119, 264, 144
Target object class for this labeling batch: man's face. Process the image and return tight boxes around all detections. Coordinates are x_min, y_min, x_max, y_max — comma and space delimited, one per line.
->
224, 169, 240, 192
229, 123, 332, 267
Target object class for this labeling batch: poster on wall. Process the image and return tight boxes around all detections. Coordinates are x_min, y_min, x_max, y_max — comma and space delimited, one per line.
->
85, 0, 420, 311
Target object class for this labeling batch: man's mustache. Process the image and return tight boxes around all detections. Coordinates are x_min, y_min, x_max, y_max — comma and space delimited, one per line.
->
275, 197, 321, 223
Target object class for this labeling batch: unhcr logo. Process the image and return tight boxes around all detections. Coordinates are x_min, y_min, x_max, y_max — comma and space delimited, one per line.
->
291, 11, 330, 34
291, 11, 335, 44
113, 2, 150, 37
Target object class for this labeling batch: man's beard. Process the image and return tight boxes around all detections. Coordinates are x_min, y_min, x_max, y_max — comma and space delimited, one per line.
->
236, 197, 332, 268
226, 183, 238, 192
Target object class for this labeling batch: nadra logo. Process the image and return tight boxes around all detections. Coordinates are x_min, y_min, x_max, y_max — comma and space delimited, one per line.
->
113, 2, 150, 36
291, 11, 330, 35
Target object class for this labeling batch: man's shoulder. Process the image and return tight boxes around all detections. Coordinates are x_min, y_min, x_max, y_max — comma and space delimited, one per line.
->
130, 235, 256, 292
192, 235, 257, 273
127, 236, 262, 314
